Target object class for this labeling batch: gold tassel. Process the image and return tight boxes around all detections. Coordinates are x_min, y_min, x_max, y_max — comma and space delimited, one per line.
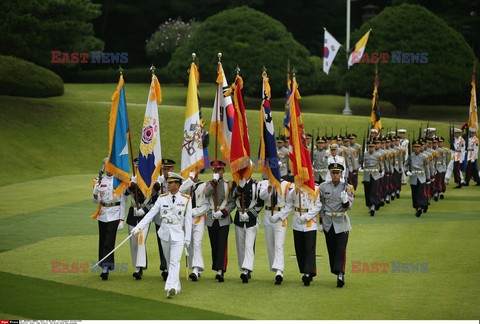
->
90, 205, 102, 219
138, 229, 144, 246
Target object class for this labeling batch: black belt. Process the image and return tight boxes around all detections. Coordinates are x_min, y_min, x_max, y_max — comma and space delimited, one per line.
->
294, 207, 308, 212
265, 206, 281, 211
102, 202, 121, 207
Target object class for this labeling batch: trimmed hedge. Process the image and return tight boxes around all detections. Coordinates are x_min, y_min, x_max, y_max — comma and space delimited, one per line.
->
0, 56, 64, 97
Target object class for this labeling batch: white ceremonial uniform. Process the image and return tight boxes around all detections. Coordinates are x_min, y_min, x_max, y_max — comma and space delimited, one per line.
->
93, 175, 127, 223
133, 192, 192, 294
180, 178, 208, 272
258, 180, 292, 273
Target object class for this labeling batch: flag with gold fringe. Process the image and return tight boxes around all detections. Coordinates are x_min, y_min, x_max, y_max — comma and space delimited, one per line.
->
370, 66, 382, 131
181, 61, 204, 178
468, 64, 478, 131
258, 70, 282, 193
288, 75, 315, 197
209, 62, 234, 159
137, 74, 163, 198
226, 73, 253, 183
105, 74, 131, 197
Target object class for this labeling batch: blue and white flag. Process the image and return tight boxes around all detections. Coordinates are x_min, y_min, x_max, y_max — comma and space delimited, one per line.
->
105, 75, 131, 197
137, 74, 163, 198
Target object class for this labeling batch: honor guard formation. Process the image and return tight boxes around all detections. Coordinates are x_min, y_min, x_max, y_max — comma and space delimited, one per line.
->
91, 125, 479, 298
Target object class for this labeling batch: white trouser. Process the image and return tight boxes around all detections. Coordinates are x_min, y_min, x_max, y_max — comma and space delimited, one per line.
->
235, 223, 258, 272
187, 217, 205, 271
263, 217, 287, 272
128, 224, 150, 268
161, 237, 184, 293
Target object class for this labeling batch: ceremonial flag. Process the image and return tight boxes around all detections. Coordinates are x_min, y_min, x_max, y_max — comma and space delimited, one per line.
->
348, 29, 371, 67
468, 65, 478, 131
283, 62, 291, 137
226, 74, 253, 183
370, 66, 381, 131
181, 62, 204, 178
323, 28, 341, 75
137, 74, 163, 198
288, 76, 315, 197
258, 70, 282, 193
210, 63, 234, 159
105, 75, 131, 197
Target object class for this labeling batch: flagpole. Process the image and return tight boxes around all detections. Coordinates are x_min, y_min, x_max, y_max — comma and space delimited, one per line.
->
120, 66, 139, 209
214, 53, 222, 212
342, 0, 353, 115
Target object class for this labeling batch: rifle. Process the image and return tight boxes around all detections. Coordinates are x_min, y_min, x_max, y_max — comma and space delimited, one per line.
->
360, 134, 366, 168
449, 122, 454, 150
408, 135, 412, 172
98, 158, 107, 185
395, 122, 398, 136
426, 121, 430, 138
345, 125, 348, 137
418, 124, 422, 141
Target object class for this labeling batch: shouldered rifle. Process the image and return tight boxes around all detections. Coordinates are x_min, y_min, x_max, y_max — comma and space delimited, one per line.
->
98, 158, 107, 185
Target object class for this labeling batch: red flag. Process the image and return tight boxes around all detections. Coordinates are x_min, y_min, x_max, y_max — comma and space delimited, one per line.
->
226, 75, 253, 183
288, 76, 315, 197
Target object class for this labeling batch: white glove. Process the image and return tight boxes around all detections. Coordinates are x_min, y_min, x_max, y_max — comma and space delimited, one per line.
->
213, 173, 220, 181
340, 191, 349, 204
358, 167, 364, 172
184, 241, 190, 249
271, 214, 280, 222
93, 184, 101, 195
189, 171, 195, 180
278, 161, 283, 168
131, 225, 141, 235
213, 210, 223, 220
240, 212, 250, 222
117, 220, 124, 230
134, 208, 145, 217
318, 224, 324, 233
426, 180, 431, 185
406, 171, 412, 176
131, 175, 137, 184
239, 179, 246, 188
157, 175, 165, 184
298, 215, 307, 224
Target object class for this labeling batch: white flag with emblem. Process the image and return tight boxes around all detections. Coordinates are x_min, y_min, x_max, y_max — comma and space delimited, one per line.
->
323, 29, 341, 75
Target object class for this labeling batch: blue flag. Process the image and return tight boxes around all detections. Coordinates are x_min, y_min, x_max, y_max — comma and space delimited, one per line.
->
258, 72, 282, 193
106, 75, 131, 197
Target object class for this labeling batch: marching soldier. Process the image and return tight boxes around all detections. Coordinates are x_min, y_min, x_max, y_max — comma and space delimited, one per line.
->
363, 141, 382, 216
398, 129, 409, 185
435, 137, 449, 199
325, 143, 346, 182
464, 128, 480, 186
132, 172, 192, 298
375, 139, 387, 207
317, 163, 354, 287
155, 158, 176, 281
313, 136, 328, 184
204, 160, 232, 282
284, 184, 321, 286
277, 136, 290, 180
92, 159, 127, 280
348, 134, 361, 190
445, 128, 465, 188
406, 140, 430, 217
226, 176, 264, 283
180, 171, 209, 281
258, 179, 293, 284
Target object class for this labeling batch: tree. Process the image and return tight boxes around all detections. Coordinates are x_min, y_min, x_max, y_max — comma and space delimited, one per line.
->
338, 4, 477, 115
0, 0, 104, 69
164, 6, 317, 97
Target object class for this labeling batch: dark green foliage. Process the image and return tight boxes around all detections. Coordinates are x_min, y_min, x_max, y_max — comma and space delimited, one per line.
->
337, 4, 477, 114
165, 6, 317, 97
0, 56, 64, 97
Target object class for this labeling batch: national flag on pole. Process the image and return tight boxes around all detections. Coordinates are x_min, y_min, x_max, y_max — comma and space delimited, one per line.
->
370, 66, 381, 131
288, 75, 315, 197
209, 63, 234, 159
137, 74, 163, 198
181, 62, 204, 178
258, 70, 282, 193
348, 29, 371, 67
283, 62, 291, 137
468, 65, 478, 131
105, 75, 131, 197
226, 74, 253, 183
323, 28, 341, 75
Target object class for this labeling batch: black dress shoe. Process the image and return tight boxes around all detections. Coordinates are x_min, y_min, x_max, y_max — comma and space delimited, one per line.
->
369, 209, 375, 217
161, 271, 168, 281
240, 273, 249, 283
302, 274, 311, 286
433, 195, 438, 201
423, 206, 428, 213
100, 272, 109, 280
275, 275, 283, 285
337, 274, 345, 288
396, 193, 400, 198
247, 271, 252, 279
132, 269, 143, 280
189, 273, 198, 281
454, 184, 462, 189
215, 273, 224, 282
439, 193, 444, 199
415, 208, 422, 217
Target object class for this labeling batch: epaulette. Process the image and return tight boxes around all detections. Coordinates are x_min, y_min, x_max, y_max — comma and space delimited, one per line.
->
348, 184, 355, 195
181, 193, 191, 199
160, 193, 169, 197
